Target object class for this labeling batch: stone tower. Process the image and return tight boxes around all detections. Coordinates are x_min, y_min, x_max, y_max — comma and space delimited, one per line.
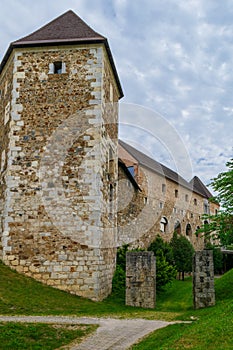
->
0, 10, 123, 300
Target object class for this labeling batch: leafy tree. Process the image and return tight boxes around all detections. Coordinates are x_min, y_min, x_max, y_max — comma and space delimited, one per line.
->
148, 236, 177, 290
202, 158, 233, 247
148, 235, 174, 265
171, 232, 194, 280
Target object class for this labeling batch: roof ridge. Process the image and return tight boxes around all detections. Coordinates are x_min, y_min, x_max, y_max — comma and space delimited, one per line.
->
13, 10, 105, 44
119, 139, 187, 182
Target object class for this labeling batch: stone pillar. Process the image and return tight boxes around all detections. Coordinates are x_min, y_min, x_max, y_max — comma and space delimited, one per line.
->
126, 251, 156, 309
193, 250, 215, 309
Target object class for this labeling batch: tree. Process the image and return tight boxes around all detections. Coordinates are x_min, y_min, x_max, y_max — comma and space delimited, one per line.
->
171, 232, 194, 280
201, 158, 233, 247
148, 236, 177, 290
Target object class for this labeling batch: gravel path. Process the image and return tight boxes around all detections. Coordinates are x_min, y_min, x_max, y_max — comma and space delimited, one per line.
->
0, 315, 175, 349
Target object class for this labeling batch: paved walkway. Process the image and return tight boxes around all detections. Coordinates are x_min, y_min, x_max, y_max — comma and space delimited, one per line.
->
0, 315, 176, 349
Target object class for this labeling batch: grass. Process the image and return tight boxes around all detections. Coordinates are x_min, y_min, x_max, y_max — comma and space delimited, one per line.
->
0, 261, 233, 349
0, 322, 97, 350
0, 261, 182, 321
132, 268, 233, 349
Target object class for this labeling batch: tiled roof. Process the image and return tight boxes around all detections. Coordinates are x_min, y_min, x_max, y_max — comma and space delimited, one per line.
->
0, 10, 123, 98
13, 10, 105, 44
119, 139, 212, 198
189, 176, 213, 199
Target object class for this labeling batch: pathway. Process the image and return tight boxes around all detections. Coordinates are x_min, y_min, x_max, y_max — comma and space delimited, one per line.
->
0, 315, 176, 349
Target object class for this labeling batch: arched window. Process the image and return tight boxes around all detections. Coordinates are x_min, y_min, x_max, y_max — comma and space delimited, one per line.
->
160, 217, 168, 233
174, 220, 181, 234
186, 223, 192, 236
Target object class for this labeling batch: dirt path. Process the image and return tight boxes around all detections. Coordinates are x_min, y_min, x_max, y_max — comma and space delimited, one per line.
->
0, 315, 176, 349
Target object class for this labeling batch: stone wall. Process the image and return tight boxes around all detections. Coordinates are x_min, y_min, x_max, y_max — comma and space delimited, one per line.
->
193, 250, 215, 309
118, 145, 219, 250
126, 251, 156, 309
0, 44, 120, 301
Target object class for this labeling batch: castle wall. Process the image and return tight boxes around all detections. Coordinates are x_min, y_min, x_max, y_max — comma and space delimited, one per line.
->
117, 159, 219, 250
0, 44, 119, 300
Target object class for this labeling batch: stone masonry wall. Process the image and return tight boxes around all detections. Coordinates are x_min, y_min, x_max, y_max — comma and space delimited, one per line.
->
126, 251, 156, 309
193, 250, 215, 309
0, 44, 120, 301
117, 145, 219, 250
0, 55, 15, 260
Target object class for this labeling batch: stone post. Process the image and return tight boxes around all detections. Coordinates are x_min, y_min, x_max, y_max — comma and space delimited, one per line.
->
193, 250, 215, 309
126, 251, 156, 309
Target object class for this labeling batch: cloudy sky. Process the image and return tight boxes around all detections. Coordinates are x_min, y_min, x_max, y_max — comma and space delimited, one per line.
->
0, 0, 232, 187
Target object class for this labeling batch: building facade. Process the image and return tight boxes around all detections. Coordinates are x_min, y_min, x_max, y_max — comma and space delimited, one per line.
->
118, 140, 219, 250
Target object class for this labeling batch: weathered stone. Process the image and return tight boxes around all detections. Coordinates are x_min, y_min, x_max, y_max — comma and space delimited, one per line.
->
193, 250, 215, 309
126, 251, 156, 309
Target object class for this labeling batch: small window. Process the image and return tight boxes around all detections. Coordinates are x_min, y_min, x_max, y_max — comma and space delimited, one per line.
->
175, 189, 178, 198
159, 202, 163, 209
185, 194, 188, 202
49, 61, 66, 74
162, 184, 166, 193
173, 207, 177, 214
160, 217, 168, 233
194, 198, 197, 205
186, 223, 192, 236
144, 197, 148, 204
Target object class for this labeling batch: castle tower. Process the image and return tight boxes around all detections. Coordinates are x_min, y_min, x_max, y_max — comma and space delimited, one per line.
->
0, 10, 123, 300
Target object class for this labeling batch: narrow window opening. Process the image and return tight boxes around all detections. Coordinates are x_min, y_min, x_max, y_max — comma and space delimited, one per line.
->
54, 61, 63, 74
175, 189, 178, 198
160, 217, 168, 233
186, 223, 192, 236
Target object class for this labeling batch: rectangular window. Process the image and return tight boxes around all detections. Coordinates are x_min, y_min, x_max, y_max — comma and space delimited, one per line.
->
185, 194, 188, 202
194, 198, 197, 205
159, 202, 163, 209
162, 184, 166, 193
175, 189, 178, 198
49, 61, 66, 74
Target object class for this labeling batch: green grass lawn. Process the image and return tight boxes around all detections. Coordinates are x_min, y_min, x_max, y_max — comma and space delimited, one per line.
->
0, 261, 233, 349
0, 323, 97, 350
132, 269, 233, 349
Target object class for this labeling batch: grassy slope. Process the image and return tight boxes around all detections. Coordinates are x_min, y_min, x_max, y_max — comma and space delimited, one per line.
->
0, 262, 232, 349
0, 261, 183, 320
132, 269, 233, 349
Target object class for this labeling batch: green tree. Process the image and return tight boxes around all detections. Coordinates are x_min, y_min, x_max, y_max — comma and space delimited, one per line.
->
171, 232, 194, 280
148, 236, 177, 290
201, 158, 233, 247
148, 235, 174, 265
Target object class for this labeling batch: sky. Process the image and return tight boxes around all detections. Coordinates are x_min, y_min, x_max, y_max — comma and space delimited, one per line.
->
0, 0, 232, 188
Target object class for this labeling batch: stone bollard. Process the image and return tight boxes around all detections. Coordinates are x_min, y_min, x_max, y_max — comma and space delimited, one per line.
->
193, 250, 215, 309
126, 251, 156, 309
